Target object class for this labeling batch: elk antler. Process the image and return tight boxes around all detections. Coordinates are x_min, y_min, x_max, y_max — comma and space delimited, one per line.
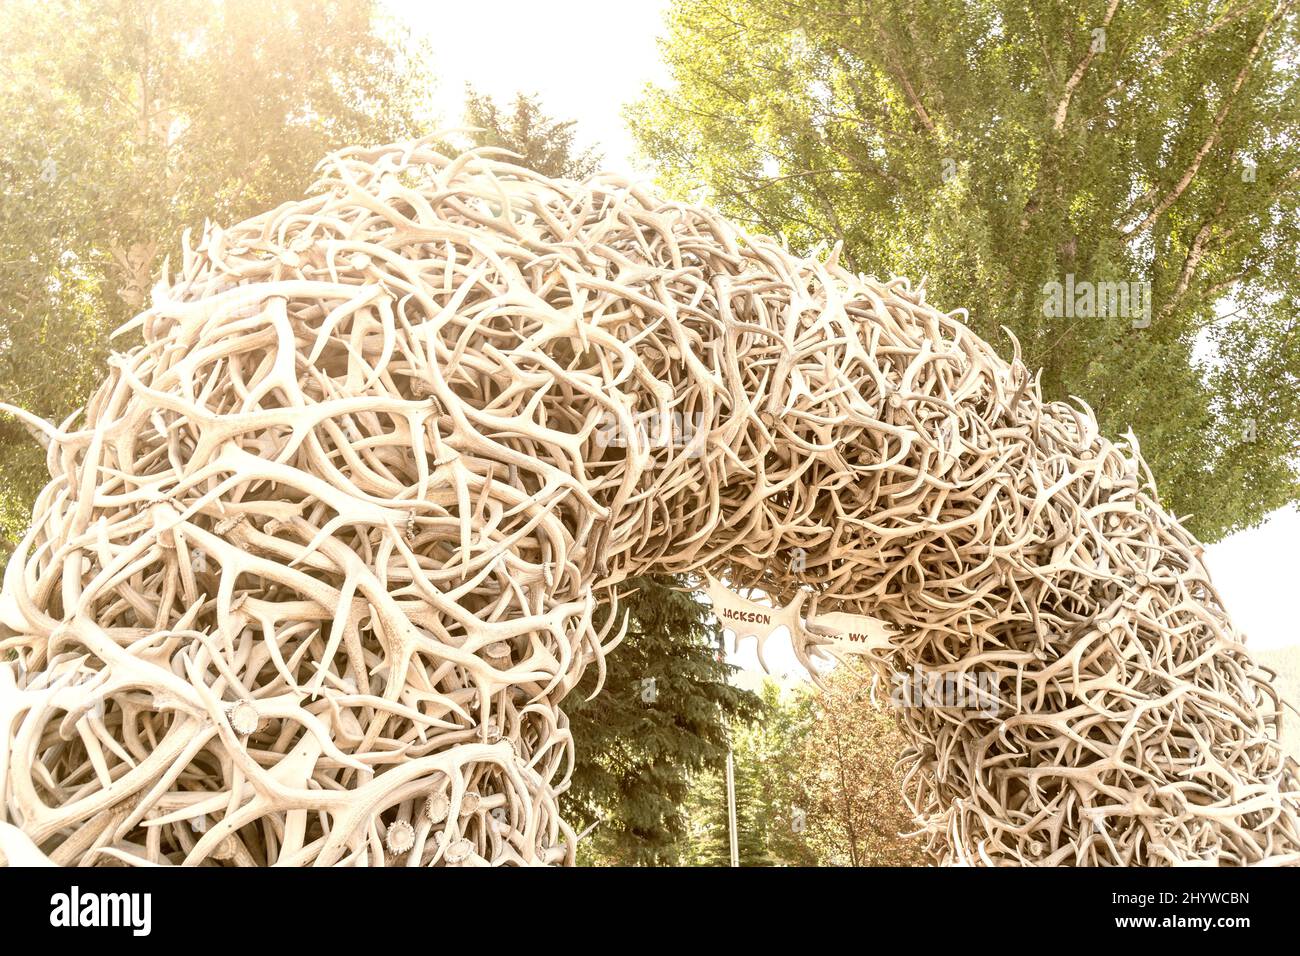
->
1, 137, 1296, 866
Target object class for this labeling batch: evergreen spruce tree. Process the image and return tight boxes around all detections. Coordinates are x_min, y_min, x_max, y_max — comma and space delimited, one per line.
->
564, 576, 759, 865
464, 88, 601, 179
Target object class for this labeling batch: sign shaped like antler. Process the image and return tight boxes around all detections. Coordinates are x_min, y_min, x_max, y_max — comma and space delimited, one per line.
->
702, 573, 894, 673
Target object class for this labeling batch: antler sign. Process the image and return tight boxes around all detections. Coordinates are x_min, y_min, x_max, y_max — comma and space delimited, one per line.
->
702, 573, 894, 672
0, 137, 1296, 866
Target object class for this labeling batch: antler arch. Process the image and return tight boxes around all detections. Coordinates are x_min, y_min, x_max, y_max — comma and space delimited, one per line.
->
1, 139, 1297, 866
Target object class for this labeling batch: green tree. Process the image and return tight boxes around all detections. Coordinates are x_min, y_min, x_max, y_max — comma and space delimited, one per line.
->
630, 0, 1300, 542
464, 88, 601, 179
673, 684, 782, 867
567, 576, 760, 866
0, 0, 437, 547
729, 680, 818, 865
674, 757, 772, 866
676, 764, 731, 865
675, 673, 923, 866
791, 670, 927, 866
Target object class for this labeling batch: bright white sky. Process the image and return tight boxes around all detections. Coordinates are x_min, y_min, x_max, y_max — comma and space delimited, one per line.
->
381, 0, 1300, 667
382, 0, 672, 175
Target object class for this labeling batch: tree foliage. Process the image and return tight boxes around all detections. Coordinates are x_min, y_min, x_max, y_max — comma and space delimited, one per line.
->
790, 670, 927, 866
630, 0, 1300, 541
675, 680, 816, 865
566, 576, 761, 866
674, 674, 924, 866
0, 0, 437, 546
464, 88, 601, 179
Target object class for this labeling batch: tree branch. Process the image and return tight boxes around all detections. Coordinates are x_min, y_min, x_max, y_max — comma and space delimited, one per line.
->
1052, 0, 1123, 133
876, 27, 936, 134
1121, 0, 1293, 242
1157, 198, 1226, 322
1084, 0, 1263, 125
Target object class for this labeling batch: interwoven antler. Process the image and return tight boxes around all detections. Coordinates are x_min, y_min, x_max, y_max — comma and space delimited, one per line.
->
1, 137, 1296, 866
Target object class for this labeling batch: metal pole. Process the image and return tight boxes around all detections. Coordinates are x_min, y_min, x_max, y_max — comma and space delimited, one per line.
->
725, 748, 739, 867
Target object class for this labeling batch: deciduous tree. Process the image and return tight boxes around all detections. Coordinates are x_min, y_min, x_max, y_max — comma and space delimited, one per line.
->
0, 0, 437, 545
630, 0, 1300, 541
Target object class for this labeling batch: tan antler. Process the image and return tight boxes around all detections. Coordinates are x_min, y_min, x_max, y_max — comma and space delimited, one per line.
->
1, 137, 1296, 865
